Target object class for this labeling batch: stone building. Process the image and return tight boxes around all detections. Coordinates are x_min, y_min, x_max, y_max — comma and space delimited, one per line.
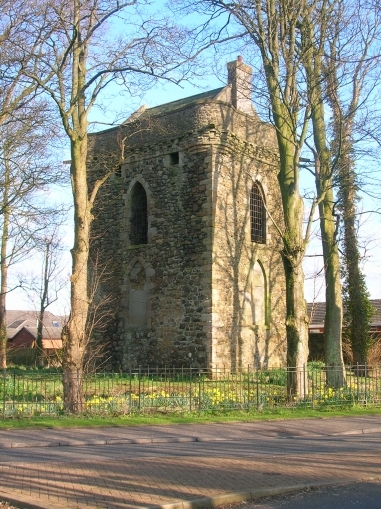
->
89, 57, 287, 370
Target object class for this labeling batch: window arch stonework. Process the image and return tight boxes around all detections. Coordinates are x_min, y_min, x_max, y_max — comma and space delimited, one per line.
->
250, 182, 266, 244
129, 182, 148, 246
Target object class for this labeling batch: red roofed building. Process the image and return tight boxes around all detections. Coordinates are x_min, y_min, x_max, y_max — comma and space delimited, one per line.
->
6, 310, 64, 353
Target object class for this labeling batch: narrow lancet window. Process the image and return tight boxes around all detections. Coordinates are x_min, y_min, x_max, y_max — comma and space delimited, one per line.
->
250, 182, 266, 244
130, 182, 148, 245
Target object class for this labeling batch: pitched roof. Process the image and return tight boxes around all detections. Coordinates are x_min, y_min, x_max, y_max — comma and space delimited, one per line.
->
7, 310, 65, 326
6, 310, 65, 340
308, 299, 381, 327
307, 302, 326, 326
125, 87, 226, 122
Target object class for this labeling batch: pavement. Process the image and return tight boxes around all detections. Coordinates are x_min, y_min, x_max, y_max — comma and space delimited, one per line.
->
0, 415, 380, 509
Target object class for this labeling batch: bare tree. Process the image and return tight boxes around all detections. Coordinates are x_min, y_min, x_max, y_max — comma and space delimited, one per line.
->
0, 108, 64, 369
22, 0, 203, 412
190, 0, 381, 387
0, 0, 53, 126
297, 0, 346, 386
187, 0, 320, 396
323, 0, 381, 367
19, 224, 68, 366
0, 0, 64, 368
295, 0, 381, 382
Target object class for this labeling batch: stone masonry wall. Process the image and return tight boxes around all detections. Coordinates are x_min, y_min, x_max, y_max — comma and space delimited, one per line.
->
210, 142, 286, 370
118, 141, 212, 368
88, 97, 286, 370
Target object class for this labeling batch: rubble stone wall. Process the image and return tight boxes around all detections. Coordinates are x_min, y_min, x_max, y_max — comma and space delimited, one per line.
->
88, 99, 286, 369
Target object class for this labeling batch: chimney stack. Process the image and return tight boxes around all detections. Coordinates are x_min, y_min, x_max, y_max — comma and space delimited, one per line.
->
227, 56, 253, 114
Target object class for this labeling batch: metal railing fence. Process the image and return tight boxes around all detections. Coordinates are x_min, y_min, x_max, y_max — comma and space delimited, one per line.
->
1, 364, 380, 417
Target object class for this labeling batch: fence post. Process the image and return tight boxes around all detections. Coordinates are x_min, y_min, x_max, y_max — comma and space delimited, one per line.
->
138, 365, 141, 412
129, 368, 132, 413
189, 364, 192, 412
256, 367, 259, 409
2, 370, 5, 419
247, 364, 250, 411
13, 369, 16, 412
303, 363, 306, 407
198, 374, 201, 413
356, 363, 360, 404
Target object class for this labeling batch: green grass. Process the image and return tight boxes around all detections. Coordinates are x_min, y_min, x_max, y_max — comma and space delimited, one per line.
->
0, 404, 380, 429
2, 365, 381, 423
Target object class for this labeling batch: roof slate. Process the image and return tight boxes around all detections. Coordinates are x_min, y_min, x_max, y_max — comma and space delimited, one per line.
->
6, 310, 65, 340
137, 87, 226, 119
308, 299, 381, 326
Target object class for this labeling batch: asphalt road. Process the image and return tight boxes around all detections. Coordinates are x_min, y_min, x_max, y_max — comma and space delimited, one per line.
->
1, 482, 380, 509
246, 481, 381, 508
0, 433, 380, 463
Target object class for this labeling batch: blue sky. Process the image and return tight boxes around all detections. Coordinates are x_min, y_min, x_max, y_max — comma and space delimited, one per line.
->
8, 59, 381, 314
5, 1, 381, 314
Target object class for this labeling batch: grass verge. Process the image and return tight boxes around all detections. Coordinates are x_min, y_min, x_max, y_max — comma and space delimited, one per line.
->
0, 405, 380, 429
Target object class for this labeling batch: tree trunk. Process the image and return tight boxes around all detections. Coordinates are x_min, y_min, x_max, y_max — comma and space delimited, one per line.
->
0, 263, 7, 370
0, 167, 10, 369
63, 136, 90, 413
36, 304, 45, 367
340, 158, 373, 367
36, 240, 51, 367
318, 189, 345, 387
276, 137, 309, 398
0, 244, 7, 369
328, 90, 374, 368
301, 12, 345, 388
282, 254, 309, 398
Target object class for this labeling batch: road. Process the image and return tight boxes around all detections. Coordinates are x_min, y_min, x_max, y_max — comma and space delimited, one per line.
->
0, 432, 381, 462
244, 481, 381, 508
0, 418, 379, 508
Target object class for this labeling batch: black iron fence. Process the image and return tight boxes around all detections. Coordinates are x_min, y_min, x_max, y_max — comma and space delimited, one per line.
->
1, 364, 381, 417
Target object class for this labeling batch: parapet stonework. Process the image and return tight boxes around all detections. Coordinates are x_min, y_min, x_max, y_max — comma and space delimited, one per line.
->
88, 59, 287, 370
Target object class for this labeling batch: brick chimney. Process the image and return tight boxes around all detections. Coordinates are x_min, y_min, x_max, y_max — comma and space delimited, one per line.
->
227, 56, 253, 114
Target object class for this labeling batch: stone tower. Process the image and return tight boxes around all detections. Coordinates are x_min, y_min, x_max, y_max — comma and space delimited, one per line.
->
88, 58, 287, 370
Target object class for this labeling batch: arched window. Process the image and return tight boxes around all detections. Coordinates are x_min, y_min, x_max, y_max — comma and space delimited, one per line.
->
130, 182, 147, 245
250, 182, 266, 244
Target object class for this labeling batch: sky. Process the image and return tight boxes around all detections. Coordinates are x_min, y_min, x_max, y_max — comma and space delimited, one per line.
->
6, 67, 228, 316
7, 66, 381, 315
5, 2, 381, 315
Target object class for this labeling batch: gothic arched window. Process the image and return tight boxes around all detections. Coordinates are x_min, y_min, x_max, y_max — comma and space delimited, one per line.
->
130, 182, 148, 245
250, 182, 266, 244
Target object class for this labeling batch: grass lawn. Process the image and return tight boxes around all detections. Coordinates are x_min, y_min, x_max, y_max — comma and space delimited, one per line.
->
0, 404, 380, 429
